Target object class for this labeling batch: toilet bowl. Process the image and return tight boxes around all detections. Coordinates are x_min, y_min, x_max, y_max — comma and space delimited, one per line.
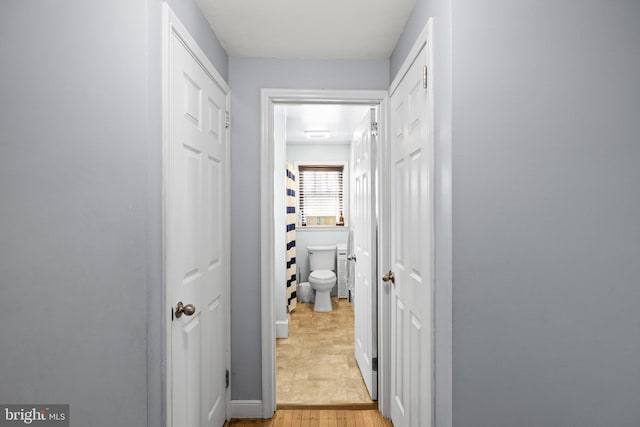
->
309, 269, 336, 312
307, 245, 337, 312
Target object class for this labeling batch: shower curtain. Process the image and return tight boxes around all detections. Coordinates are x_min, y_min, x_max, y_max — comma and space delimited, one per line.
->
285, 162, 297, 312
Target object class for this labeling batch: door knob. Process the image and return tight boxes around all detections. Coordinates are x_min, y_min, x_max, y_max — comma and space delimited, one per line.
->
347, 255, 357, 262
382, 270, 395, 284
175, 301, 196, 318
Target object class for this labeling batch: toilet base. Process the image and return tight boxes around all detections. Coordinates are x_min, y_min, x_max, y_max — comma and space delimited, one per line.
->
313, 289, 333, 312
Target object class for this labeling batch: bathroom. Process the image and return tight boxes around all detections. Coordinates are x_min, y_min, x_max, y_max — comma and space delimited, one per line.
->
273, 102, 377, 405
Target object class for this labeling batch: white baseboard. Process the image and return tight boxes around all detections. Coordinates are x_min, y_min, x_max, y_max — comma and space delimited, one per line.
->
275, 319, 289, 338
231, 400, 264, 419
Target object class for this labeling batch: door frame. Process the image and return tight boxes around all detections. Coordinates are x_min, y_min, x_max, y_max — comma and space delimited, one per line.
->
260, 89, 389, 418
162, 5, 232, 426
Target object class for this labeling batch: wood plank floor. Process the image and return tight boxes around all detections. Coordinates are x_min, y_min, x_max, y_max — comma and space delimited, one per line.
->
225, 409, 393, 426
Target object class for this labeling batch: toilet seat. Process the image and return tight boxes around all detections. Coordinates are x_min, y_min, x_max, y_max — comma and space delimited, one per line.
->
309, 269, 335, 285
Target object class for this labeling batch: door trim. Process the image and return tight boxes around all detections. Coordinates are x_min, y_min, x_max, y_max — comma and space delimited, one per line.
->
260, 89, 388, 418
162, 5, 231, 426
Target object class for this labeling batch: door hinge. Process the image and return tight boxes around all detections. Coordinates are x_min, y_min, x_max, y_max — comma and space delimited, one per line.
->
225, 369, 230, 388
225, 111, 230, 129
372, 357, 378, 372
171, 306, 174, 322
370, 121, 378, 137
423, 65, 428, 89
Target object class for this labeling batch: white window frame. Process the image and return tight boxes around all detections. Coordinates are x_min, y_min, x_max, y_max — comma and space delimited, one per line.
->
294, 160, 349, 230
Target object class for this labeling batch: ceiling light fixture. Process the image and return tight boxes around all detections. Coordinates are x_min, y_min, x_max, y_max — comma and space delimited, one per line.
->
305, 130, 330, 139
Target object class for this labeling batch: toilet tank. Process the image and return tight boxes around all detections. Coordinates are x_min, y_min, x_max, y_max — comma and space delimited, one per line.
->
308, 245, 336, 271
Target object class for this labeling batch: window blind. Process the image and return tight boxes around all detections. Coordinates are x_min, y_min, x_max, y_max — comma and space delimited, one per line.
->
298, 165, 344, 223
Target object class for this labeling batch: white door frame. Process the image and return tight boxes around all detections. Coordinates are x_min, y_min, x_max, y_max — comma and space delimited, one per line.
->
162, 5, 231, 426
260, 89, 389, 418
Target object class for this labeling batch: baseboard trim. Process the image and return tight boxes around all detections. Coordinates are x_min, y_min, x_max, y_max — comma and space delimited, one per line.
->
231, 400, 264, 419
275, 320, 289, 338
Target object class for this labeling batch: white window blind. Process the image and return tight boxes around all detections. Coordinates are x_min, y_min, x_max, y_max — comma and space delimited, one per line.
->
298, 165, 344, 224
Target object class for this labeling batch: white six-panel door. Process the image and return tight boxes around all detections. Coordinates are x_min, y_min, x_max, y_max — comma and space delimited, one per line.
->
389, 23, 434, 427
351, 108, 378, 400
166, 10, 230, 427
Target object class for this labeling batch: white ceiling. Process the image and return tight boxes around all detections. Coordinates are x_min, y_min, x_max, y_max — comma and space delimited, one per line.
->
280, 104, 372, 145
196, 0, 416, 59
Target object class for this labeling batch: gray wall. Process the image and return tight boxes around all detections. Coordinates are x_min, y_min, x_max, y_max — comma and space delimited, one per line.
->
390, 0, 431, 80
390, 1, 454, 426
0, 1, 228, 426
452, 1, 640, 426
229, 57, 389, 399
0, 1, 149, 425
147, 1, 164, 425
167, 0, 229, 81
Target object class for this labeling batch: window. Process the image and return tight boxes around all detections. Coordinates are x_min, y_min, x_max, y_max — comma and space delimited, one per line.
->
298, 164, 345, 227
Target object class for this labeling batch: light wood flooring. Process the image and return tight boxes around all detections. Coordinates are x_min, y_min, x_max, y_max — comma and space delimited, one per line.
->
225, 409, 392, 426
276, 297, 373, 405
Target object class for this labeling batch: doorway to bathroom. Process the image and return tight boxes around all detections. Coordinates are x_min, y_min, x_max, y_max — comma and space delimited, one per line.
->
277, 103, 373, 406
260, 89, 389, 416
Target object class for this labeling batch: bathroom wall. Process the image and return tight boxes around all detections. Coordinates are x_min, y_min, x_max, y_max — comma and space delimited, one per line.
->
286, 143, 351, 291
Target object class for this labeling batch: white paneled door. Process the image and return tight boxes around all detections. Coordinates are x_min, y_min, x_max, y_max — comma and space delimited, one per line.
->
388, 22, 434, 427
166, 9, 230, 427
351, 107, 378, 400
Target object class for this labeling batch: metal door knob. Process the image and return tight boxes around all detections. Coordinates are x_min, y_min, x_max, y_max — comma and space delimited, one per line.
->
347, 255, 357, 262
382, 270, 395, 284
175, 301, 196, 318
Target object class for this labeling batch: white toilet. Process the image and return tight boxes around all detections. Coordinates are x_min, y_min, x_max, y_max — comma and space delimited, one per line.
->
307, 245, 337, 312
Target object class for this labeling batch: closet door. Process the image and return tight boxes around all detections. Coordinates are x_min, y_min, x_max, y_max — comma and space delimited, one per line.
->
388, 21, 434, 427
166, 7, 230, 426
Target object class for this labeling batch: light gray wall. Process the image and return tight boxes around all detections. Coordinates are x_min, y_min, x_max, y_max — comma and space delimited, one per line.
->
147, 1, 164, 425
452, 1, 640, 426
0, 1, 228, 426
390, 1, 453, 426
229, 57, 389, 400
0, 1, 149, 425
390, 0, 430, 81
166, 0, 229, 81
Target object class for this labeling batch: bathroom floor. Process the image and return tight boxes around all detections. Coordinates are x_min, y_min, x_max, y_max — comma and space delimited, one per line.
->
276, 297, 374, 406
